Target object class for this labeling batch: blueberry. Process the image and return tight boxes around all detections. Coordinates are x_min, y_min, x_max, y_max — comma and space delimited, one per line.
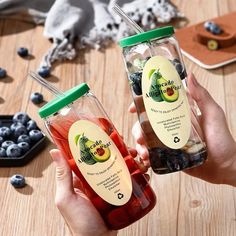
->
171, 59, 187, 80
17, 47, 29, 57
204, 21, 213, 31
0, 126, 11, 139
29, 129, 43, 142
0, 68, 7, 79
26, 120, 37, 131
210, 23, 221, 35
17, 134, 31, 144
13, 112, 30, 125
30, 92, 44, 104
175, 63, 183, 74
166, 150, 189, 172
132, 83, 142, 96
18, 142, 30, 153
37, 66, 50, 78
6, 144, 22, 157
0, 147, 6, 157
175, 63, 187, 80
0, 136, 3, 146
14, 125, 27, 138
2, 140, 15, 149
129, 72, 142, 95
10, 174, 26, 188
172, 58, 181, 65
10, 122, 23, 132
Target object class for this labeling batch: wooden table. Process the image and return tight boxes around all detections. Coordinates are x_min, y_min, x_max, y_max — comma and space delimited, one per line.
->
1, 1, 236, 235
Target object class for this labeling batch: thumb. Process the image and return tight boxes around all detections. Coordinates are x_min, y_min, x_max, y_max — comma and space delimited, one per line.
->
50, 149, 74, 197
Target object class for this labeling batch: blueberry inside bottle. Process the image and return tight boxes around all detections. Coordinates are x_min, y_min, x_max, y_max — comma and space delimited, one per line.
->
119, 26, 207, 174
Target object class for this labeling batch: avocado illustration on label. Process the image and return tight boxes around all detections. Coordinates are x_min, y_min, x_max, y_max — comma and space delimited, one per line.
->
149, 69, 179, 103
78, 134, 97, 165
84, 139, 111, 163
76, 134, 111, 164
149, 70, 164, 102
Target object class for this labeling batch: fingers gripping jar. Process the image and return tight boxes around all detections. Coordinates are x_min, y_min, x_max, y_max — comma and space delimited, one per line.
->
119, 26, 207, 174
38, 83, 156, 230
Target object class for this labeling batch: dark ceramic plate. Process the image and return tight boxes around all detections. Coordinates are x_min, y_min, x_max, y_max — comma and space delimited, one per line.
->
0, 115, 48, 167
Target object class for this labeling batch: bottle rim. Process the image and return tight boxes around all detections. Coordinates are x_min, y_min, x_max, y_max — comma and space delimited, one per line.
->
119, 26, 174, 48
38, 83, 90, 118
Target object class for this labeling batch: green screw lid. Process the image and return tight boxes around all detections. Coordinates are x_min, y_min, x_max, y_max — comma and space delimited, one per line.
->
119, 26, 174, 48
38, 83, 90, 118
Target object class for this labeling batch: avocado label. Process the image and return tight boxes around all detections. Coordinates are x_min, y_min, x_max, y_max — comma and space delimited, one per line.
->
68, 120, 132, 206
142, 56, 191, 149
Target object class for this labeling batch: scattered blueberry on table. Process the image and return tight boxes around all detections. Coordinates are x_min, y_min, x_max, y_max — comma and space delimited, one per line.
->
37, 66, 50, 78
0, 68, 7, 79
30, 92, 44, 105
17, 47, 29, 57
10, 174, 26, 188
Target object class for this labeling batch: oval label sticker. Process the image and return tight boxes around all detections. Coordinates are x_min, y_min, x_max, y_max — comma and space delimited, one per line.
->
68, 120, 132, 206
142, 56, 191, 149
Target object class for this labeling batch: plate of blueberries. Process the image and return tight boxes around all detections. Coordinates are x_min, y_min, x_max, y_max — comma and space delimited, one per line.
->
0, 112, 47, 167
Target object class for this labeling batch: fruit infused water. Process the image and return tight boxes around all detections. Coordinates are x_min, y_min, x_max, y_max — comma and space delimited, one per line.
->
119, 26, 207, 174
38, 83, 156, 230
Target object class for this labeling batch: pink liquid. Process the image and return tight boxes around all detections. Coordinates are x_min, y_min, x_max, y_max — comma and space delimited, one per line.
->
49, 115, 156, 230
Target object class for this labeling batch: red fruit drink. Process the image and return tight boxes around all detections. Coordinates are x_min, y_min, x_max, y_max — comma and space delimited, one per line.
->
39, 83, 156, 230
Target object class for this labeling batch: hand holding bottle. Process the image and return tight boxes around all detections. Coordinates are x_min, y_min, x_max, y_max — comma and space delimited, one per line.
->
50, 149, 118, 236
130, 73, 236, 186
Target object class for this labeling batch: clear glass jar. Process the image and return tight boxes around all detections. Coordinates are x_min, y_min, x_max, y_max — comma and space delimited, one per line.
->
38, 83, 156, 230
119, 26, 207, 174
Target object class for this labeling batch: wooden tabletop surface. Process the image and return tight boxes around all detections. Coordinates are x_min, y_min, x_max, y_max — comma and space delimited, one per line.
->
1, 1, 236, 235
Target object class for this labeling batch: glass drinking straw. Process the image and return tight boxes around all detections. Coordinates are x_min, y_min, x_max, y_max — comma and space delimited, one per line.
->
111, 2, 155, 55
28, 71, 65, 97
112, 3, 144, 34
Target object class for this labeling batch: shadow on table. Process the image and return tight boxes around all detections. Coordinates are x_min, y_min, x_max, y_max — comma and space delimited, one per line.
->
15, 184, 34, 195
0, 97, 5, 104
0, 75, 14, 84
0, 18, 35, 36
0, 140, 55, 178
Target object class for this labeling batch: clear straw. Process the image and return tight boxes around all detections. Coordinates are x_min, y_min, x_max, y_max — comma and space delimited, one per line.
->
28, 71, 65, 97
112, 2, 155, 56
112, 3, 144, 34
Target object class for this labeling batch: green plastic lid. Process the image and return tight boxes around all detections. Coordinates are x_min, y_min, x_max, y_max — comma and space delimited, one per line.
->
119, 26, 174, 48
38, 83, 90, 118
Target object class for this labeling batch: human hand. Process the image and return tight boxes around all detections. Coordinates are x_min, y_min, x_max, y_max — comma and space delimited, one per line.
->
129, 73, 236, 186
50, 149, 117, 236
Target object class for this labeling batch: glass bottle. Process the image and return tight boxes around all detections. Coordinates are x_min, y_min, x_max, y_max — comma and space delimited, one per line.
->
119, 26, 207, 174
38, 83, 156, 230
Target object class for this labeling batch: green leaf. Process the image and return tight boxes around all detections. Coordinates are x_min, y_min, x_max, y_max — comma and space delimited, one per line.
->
148, 69, 156, 79
74, 134, 81, 145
